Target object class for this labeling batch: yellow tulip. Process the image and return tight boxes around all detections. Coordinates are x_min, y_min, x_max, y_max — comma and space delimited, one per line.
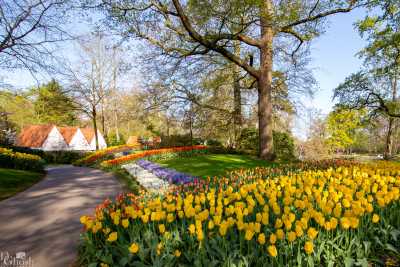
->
307, 227, 318, 240
287, 231, 296, 242
276, 229, 285, 240
372, 214, 380, 223
269, 233, 277, 244
129, 243, 139, 254
257, 233, 266, 245
267, 245, 278, 257
174, 250, 181, 257
245, 230, 254, 241
107, 232, 118, 242
304, 241, 314, 254
159, 224, 165, 234
122, 219, 129, 228
188, 224, 196, 235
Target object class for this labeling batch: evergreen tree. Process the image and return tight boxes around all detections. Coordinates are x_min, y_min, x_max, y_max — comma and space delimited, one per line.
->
33, 79, 77, 125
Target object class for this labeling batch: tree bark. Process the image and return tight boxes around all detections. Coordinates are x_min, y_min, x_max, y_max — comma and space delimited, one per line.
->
233, 42, 242, 147
101, 102, 107, 139
258, 0, 274, 160
189, 107, 193, 146
384, 74, 398, 159
92, 106, 99, 150
385, 117, 394, 158
114, 107, 120, 143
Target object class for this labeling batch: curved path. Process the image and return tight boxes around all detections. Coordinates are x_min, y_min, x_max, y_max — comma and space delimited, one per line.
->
0, 165, 123, 267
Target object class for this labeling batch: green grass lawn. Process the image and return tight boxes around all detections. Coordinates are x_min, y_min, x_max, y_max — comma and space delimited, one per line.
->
156, 154, 274, 177
0, 168, 44, 200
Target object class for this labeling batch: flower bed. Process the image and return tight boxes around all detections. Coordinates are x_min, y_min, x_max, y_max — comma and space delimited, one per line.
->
73, 145, 138, 166
168, 159, 356, 195
101, 145, 207, 167
0, 147, 45, 171
136, 159, 198, 184
79, 161, 400, 266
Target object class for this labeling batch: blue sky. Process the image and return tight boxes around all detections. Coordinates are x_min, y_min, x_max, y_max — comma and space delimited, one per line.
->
291, 8, 367, 139
307, 8, 366, 114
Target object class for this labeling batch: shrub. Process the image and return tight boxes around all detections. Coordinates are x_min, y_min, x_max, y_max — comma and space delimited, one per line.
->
204, 139, 222, 147
107, 133, 126, 147
41, 150, 85, 164
0, 147, 45, 171
159, 134, 203, 147
78, 161, 400, 266
237, 127, 259, 151
10, 146, 86, 164
237, 128, 297, 161
273, 131, 296, 162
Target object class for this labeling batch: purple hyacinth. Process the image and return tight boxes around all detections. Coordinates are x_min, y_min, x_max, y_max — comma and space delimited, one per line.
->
136, 159, 199, 184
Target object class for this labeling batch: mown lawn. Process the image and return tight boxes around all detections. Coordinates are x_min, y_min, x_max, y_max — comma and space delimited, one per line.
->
0, 168, 44, 200
156, 154, 274, 177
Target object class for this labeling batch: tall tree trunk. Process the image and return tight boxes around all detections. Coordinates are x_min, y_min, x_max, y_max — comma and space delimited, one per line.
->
101, 102, 106, 139
189, 110, 193, 146
233, 41, 242, 147
385, 118, 394, 158
258, 0, 274, 160
114, 107, 120, 143
92, 106, 99, 150
166, 118, 171, 137
384, 74, 397, 159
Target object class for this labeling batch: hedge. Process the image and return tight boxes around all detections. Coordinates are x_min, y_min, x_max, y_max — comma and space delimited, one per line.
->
0, 148, 45, 172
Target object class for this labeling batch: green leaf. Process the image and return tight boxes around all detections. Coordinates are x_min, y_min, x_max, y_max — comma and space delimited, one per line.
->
344, 257, 355, 267
390, 229, 400, 242
385, 243, 399, 254
356, 258, 369, 267
119, 257, 129, 266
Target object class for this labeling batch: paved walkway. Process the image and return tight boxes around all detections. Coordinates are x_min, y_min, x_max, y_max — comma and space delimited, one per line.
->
0, 165, 123, 267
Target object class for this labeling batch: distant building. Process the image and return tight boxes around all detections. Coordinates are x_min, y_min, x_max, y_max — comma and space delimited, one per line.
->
80, 127, 107, 150
58, 126, 91, 151
126, 135, 161, 148
127, 136, 140, 147
16, 125, 107, 151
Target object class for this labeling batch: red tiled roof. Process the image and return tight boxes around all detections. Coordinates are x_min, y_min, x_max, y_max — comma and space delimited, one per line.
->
17, 125, 55, 148
58, 126, 78, 144
81, 128, 95, 143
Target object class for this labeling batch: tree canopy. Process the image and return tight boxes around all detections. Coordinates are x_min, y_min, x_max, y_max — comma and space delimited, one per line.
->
32, 79, 77, 125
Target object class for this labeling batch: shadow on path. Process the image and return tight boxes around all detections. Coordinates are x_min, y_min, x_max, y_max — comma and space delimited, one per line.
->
0, 165, 123, 267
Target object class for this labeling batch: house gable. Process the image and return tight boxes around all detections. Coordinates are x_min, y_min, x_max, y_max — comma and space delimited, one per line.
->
69, 128, 91, 151
17, 125, 54, 148
89, 130, 107, 150
82, 128, 107, 150
41, 126, 68, 151
58, 126, 78, 145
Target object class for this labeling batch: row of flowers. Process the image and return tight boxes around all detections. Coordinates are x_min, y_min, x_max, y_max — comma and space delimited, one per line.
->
73, 145, 138, 166
136, 159, 198, 185
101, 145, 208, 167
79, 161, 400, 266
168, 159, 357, 195
0, 147, 45, 171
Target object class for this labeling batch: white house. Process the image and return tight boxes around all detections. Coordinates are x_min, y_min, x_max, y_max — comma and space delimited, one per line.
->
17, 125, 68, 151
58, 127, 91, 151
17, 125, 107, 151
81, 127, 107, 150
